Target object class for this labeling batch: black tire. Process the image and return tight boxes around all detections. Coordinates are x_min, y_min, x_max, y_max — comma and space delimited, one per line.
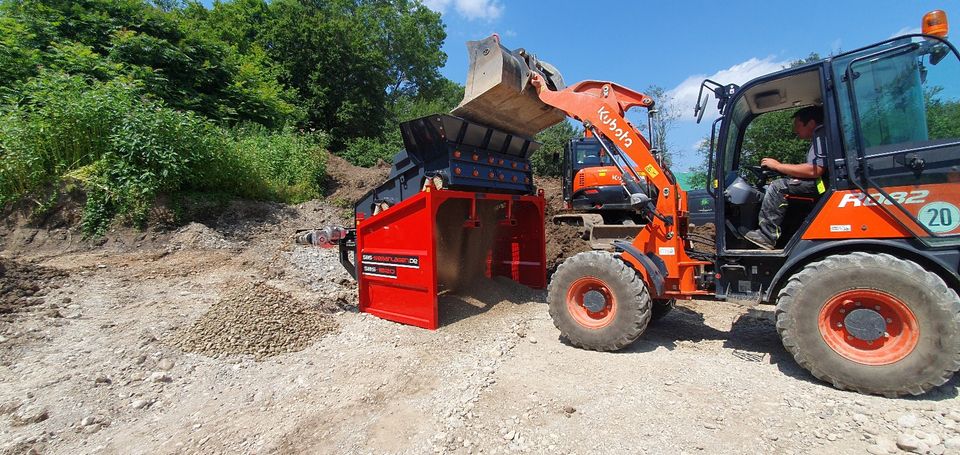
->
651, 299, 675, 322
547, 251, 651, 351
776, 252, 960, 397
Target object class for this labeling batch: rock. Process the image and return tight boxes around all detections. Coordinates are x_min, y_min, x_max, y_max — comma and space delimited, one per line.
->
916, 431, 941, 446
898, 414, 920, 429
156, 359, 175, 371
528, 338, 537, 344
944, 437, 960, 449
149, 372, 171, 383
11, 405, 49, 426
562, 406, 576, 415
94, 375, 111, 386
135, 355, 147, 365
866, 445, 889, 455
897, 433, 921, 452
946, 411, 960, 423
875, 437, 898, 453
82, 423, 102, 435
852, 413, 869, 423
131, 399, 150, 410
503, 430, 515, 441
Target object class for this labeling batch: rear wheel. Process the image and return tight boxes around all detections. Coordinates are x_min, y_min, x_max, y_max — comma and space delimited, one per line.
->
548, 251, 651, 351
776, 252, 960, 397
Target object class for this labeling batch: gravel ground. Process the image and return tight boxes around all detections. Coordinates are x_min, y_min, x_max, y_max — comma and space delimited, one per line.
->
0, 198, 958, 454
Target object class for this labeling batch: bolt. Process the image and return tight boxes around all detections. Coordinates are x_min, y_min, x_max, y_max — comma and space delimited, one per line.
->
855, 302, 862, 307
839, 309, 846, 314
886, 318, 893, 324
884, 332, 890, 338
837, 323, 843, 328
874, 305, 881, 311
867, 340, 873, 345
847, 335, 853, 340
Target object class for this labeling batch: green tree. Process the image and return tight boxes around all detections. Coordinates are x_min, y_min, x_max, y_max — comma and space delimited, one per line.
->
532, 121, 581, 176
639, 85, 679, 168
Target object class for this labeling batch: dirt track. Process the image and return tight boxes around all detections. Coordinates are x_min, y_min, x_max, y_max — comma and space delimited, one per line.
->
1, 178, 960, 454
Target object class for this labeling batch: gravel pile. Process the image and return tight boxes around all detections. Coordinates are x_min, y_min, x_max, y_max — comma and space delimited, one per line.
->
0, 258, 67, 314
174, 281, 335, 359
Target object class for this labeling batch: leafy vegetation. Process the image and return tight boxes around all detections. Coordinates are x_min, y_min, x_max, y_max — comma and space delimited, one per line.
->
0, 0, 451, 234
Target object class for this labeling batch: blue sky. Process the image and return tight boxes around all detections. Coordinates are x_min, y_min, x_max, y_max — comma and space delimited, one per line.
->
425, 0, 956, 170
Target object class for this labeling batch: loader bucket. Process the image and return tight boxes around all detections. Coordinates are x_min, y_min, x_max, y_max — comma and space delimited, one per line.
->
452, 34, 567, 139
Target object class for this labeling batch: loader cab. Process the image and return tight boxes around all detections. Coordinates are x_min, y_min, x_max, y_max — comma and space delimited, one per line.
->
702, 33, 960, 299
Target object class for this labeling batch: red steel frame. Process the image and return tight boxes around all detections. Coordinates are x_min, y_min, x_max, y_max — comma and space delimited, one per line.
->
355, 184, 546, 329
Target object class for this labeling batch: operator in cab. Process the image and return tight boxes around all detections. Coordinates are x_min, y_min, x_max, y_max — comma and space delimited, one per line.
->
744, 106, 824, 250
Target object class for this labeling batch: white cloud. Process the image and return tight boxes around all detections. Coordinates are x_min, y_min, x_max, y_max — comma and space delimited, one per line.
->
422, 0, 503, 21
890, 26, 921, 38
666, 56, 792, 122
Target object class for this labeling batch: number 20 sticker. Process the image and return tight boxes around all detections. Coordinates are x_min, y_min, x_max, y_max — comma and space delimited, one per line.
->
920, 201, 960, 234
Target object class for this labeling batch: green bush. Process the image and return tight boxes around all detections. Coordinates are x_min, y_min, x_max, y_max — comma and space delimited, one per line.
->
341, 134, 401, 167
0, 71, 327, 235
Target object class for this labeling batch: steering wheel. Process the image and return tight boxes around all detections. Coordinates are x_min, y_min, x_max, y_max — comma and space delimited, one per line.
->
743, 165, 783, 183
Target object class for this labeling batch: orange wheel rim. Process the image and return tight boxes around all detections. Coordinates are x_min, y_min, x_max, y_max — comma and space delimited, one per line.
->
566, 276, 617, 329
818, 289, 919, 366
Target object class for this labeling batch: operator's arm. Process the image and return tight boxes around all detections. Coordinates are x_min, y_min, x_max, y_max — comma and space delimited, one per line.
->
760, 158, 824, 179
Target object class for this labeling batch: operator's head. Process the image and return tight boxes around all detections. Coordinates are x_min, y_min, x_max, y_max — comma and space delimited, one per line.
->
792, 106, 823, 140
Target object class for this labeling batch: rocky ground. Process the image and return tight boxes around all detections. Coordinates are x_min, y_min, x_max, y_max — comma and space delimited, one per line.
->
0, 170, 958, 454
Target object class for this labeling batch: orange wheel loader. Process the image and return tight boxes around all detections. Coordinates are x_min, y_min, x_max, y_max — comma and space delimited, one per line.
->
456, 11, 960, 397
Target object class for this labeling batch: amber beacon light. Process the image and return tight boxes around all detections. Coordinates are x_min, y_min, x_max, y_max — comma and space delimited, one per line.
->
923, 10, 949, 37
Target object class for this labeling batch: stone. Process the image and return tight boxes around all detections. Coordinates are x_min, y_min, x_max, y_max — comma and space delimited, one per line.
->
865, 445, 889, 455
11, 405, 49, 426
528, 338, 537, 344
875, 437, 897, 453
503, 430, 515, 441
896, 433, 921, 452
946, 411, 960, 423
131, 399, 150, 410
80, 416, 96, 426
898, 414, 920, 429
148, 372, 171, 383
562, 406, 576, 415
156, 359, 175, 371
94, 375, 111, 386
916, 431, 941, 447
944, 437, 960, 449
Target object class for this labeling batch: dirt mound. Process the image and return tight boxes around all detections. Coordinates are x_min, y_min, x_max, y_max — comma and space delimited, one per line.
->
174, 281, 336, 360
440, 276, 540, 308
169, 222, 230, 250
0, 258, 68, 315
535, 177, 592, 272
324, 153, 391, 204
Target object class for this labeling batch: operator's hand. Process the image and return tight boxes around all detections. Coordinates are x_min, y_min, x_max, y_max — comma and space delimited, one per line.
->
760, 157, 781, 172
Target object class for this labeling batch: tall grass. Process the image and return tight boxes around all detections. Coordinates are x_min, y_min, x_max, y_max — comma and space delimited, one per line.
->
0, 72, 327, 235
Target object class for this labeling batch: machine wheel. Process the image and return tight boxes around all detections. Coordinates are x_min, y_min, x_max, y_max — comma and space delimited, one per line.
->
775, 252, 960, 397
548, 251, 651, 351
651, 299, 675, 322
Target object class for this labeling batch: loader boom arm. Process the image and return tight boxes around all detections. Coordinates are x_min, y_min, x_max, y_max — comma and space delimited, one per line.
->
531, 75, 709, 298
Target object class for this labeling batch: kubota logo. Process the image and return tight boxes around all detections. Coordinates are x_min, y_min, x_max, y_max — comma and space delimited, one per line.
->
838, 190, 930, 207
597, 106, 633, 148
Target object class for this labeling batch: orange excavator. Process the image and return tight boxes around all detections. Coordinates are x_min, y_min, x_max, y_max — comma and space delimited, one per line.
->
454, 11, 960, 397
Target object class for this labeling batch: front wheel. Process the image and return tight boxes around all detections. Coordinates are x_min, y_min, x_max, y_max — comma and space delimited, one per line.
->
775, 252, 960, 397
548, 251, 651, 351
